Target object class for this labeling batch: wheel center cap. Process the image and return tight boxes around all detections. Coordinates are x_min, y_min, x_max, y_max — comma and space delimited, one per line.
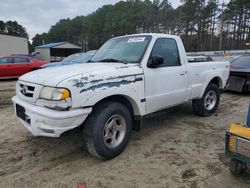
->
110, 126, 117, 133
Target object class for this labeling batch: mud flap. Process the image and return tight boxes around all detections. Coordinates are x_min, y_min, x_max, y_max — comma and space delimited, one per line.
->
227, 76, 245, 92
133, 115, 142, 131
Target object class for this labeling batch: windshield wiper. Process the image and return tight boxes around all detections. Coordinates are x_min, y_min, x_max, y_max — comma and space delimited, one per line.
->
98, 58, 127, 64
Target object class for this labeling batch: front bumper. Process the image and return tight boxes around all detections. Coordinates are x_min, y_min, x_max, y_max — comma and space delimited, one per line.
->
12, 96, 92, 137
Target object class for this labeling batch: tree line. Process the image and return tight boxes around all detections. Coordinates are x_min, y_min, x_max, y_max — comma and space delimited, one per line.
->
0, 20, 33, 51
0, 20, 28, 38
1, 0, 250, 52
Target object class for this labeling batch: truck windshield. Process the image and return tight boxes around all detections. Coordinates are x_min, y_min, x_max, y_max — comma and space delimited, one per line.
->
91, 35, 152, 64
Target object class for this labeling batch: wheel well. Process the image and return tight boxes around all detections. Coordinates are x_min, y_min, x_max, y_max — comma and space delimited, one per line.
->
92, 95, 142, 131
94, 95, 135, 116
209, 77, 222, 89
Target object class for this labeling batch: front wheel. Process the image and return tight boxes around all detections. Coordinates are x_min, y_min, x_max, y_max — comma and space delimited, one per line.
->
192, 83, 220, 117
83, 102, 132, 160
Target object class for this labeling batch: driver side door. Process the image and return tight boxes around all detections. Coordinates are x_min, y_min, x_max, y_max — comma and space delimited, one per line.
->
144, 38, 189, 114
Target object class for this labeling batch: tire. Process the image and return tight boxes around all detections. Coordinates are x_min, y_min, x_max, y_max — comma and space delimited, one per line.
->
192, 83, 220, 117
230, 158, 246, 176
83, 101, 132, 160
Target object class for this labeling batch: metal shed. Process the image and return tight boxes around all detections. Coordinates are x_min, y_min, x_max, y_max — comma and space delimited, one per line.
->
34, 42, 82, 62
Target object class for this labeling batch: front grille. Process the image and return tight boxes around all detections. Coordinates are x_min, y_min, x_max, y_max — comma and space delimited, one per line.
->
19, 83, 35, 98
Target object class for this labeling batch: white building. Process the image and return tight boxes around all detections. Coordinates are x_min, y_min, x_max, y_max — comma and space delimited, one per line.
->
0, 34, 28, 56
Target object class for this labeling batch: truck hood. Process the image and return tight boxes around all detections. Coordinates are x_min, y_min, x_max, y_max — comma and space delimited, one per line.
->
19, 63, 142, 86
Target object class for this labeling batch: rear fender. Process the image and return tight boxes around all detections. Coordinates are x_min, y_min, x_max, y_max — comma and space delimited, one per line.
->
199, 74, 223, 98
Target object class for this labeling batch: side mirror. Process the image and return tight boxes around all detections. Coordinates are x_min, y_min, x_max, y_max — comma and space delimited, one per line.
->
147, 55, 164, 68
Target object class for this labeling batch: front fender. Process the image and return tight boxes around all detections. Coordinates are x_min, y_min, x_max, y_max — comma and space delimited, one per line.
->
60, 74, 145, 116
82, 89, 143, 115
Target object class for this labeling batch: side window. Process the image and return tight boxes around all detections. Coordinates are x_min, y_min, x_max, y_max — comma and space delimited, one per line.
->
13, 57, 29, 63
0, 58, 12, 64
151, 38, 181, 67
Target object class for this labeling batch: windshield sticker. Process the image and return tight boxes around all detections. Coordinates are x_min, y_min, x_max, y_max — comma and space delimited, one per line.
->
128, 37, 145, 43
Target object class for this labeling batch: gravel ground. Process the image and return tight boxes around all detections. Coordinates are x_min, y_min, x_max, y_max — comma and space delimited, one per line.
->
0, 80, 249, 188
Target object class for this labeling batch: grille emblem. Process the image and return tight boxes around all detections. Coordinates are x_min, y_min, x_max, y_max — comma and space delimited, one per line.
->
21, 85, 28, 95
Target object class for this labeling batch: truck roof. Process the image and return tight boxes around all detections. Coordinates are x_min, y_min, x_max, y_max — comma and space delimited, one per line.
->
113, 33, 180, 39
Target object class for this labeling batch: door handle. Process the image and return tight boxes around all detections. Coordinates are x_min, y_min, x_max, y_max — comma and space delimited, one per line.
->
180, 71, 187, 76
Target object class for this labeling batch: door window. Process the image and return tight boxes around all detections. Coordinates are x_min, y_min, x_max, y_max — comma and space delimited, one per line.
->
151, 38, 181, 67
0, 58, 12, 64
13, 57, 30, 63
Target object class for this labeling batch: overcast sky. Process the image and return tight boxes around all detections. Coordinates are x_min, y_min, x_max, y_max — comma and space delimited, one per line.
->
0, 0, 184, 39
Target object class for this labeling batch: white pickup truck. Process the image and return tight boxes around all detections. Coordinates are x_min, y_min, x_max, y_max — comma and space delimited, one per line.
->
12, 33, 230, 159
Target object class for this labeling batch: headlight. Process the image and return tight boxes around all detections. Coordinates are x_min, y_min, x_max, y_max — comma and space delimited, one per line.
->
40, 87, 71, 100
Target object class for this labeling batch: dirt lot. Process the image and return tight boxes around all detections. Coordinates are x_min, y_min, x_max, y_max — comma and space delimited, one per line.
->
0, 80, 249, 188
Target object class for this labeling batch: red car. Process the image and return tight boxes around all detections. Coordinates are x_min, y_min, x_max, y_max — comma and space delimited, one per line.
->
0, 56, 48, 78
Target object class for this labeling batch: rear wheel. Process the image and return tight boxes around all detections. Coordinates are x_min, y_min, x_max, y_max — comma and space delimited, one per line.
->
192, 83, 220, 117
83, 102, 132, 160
